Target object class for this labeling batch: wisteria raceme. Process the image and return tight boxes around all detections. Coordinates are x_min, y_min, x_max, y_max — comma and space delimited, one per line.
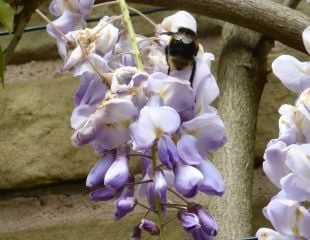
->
256, 24, 310, 240
46, 2, 227, 239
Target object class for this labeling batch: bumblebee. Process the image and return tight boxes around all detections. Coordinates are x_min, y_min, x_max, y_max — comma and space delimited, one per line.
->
163, 27, 199, 84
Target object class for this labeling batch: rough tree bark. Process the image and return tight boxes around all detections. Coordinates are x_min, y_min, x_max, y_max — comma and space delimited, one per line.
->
209, 25, 273, 239
108, 0, 310, 52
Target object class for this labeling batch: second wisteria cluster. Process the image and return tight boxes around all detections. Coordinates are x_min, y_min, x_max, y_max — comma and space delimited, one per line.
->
46, 1, 226, 239
256, 26, 310, 240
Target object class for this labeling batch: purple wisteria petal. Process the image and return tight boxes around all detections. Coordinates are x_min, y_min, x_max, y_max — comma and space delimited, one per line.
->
139, 219, 160, 235
174, 164, 203, 198
194, 204, 218, 236
71, 119, 97, 146
263, 199, 310, 239
262, 140, 290, 188
115, 197, 137, 220
279, 173, 310, 202
147, 72, 195, 112
130, 225, 142, 240
256, 228, 291, 240
158, 134, 180, 169
177, 134, 204, 165
272, 55, 310, 93
196, 159, 225, 196
154, 169, 167, 201
178, 211, 201, 233
146, 182, 156, 210
90, 187, 116, 201
49, 0, 63, 16
93, 127, 132, 151
162, 169, 175, 188
192, 229, 215, 240
71, 104, 97, 130
74, 72, 106, 106
130, 105, 180, 151
104, 146, 129, 189
78, 0, 95, 15
86, 152, 115, 187
51, 0, 94, 15
286, 144, 310, 183
47, 11, 84, 39
72, 98, 138, 148
181, 113, 226, 154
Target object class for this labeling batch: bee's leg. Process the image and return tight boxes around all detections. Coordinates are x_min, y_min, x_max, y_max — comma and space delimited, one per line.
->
189, 59, 196, 85
165, 46, 171, 75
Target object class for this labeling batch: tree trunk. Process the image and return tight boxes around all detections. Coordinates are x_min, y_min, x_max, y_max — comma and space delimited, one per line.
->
209, 24, 273, 239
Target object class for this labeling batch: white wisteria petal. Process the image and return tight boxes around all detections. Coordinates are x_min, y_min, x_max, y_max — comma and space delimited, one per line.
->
61, 46, 84, 72
256, 228, 292, 240
286, 144, 310, 182
263, 199, 310, 239
278, 104, 301, 144
262, 140, 290, 188
302, 26, 310, 54
160, 11, 197, 33
94, 18, 119, 54
279, 173, 310, 202
72, 53, 110, 76
272, 55, 310, 93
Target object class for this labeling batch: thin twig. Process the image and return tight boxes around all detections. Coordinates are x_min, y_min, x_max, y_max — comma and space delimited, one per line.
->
93, 0, 119, 8
167, 188, 189, 204
162, 215, 178, 227
126, 179, 153, 186
128, 6, 157, 28
137, 201, 154, 213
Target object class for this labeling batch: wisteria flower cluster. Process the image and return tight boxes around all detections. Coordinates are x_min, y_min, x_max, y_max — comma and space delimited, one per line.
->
256, 25, 310, 240
45, 1, 226, 239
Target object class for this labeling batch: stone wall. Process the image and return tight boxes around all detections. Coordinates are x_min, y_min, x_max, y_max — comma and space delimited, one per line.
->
0, 3, 309, 239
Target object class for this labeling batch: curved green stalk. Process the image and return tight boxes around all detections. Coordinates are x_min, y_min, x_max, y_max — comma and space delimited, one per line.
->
118, 0, 143, 71
151, 145, 164, 240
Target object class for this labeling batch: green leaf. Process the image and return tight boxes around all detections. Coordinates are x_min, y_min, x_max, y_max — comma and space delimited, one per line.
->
0, 0, 14, 32
0, 45, 4, 88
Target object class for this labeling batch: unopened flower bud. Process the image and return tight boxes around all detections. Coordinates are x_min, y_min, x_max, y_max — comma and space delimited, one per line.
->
139, 219, 160, 235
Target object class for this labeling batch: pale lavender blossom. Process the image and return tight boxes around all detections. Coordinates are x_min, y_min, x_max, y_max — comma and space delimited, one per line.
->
47, 5, 227, 238
262, 199, 310, 239
257, 26, 310, 239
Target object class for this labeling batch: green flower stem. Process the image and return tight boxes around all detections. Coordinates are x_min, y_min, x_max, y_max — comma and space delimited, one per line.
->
151, 145, 165, 240
118, 0, 143, 71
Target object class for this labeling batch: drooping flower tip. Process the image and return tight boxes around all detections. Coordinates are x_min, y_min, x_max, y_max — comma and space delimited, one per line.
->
130, 225, 141, 240
139, 219, 160, 235
89, 187, 116, 202
178, 211, 201, 233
